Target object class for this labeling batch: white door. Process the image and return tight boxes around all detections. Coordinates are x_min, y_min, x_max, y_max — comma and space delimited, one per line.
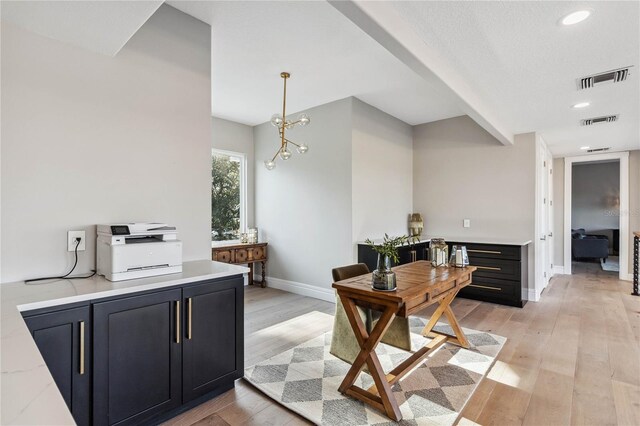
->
546, 151, 554, 282
537, 144, 551, 290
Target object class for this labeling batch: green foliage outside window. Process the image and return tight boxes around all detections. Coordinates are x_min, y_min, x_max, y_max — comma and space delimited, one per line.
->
211, 154, 240, 241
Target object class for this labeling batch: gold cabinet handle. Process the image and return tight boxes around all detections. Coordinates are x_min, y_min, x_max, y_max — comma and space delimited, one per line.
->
79, 321, 85, 375
175, 301, 180, 344
467, 249, 502, 255
187, 298, 193, 340
469, 284, 502, 291
476, 265, 502, 271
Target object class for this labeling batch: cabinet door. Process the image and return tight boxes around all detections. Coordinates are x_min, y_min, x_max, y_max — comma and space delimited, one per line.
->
23, 306, 91, 426
93, 289, 182, 426
182, 278, 243, 403
399, 243, 429, 264
357, 245, 379, 272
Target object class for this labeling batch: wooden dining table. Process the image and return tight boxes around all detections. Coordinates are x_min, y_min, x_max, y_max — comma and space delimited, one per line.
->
332, 260, 477, 421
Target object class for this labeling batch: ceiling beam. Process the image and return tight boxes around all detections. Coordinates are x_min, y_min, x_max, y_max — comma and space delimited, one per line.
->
329, 0, 514, 146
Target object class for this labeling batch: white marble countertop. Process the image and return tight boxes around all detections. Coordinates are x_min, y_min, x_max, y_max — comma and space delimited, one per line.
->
0, 260, 249, 425
358, 235, 532, 246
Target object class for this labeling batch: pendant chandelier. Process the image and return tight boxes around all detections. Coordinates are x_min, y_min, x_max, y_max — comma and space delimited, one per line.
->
264, 72, 310, 170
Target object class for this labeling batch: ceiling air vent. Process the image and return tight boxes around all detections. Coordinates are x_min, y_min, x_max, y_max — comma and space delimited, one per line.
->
578, 66, 632, 90
581, 115, 619, 126
586, 147, 610, 153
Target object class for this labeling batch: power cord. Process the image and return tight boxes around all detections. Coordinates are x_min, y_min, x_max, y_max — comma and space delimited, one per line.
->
25, 238, 97, 284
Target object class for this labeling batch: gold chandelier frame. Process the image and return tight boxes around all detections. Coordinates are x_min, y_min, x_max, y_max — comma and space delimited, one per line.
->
264, 72, 310, 170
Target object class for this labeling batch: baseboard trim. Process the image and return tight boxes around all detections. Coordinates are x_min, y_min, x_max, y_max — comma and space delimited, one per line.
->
552, 265, 565, 275
622, 273, 633, 282
264, 276, 336, 303
527, 288, 540, 302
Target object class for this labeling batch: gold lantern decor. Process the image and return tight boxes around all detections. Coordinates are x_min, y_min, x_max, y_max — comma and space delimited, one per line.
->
430, 238, 449, 267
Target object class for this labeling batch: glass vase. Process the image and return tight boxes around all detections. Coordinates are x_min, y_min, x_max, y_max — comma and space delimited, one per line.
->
372, 254, 397, 291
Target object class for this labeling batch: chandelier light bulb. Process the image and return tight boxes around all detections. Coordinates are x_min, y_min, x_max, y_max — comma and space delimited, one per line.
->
297, 143, 309, 154
279, 148, 292, 160
264, 160, 276, 170
298, 113, 310, 126
271, 114, 283, 127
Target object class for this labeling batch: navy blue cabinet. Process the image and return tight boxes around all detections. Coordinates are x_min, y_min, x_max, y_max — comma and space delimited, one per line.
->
182, 278, 244, 403
93, 289, 182, 426
23, 306, 92, 426
22, 275, 244, 426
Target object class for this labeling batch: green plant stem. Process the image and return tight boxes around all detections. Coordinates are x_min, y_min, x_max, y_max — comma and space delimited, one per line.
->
364, 234, 419, 265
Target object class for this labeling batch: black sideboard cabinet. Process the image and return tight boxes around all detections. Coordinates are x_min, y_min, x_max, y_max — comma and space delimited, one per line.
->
22, 276, 244, 426
357, 241, 429, 271
357, 240, 528, 307
448, 241, 528, 307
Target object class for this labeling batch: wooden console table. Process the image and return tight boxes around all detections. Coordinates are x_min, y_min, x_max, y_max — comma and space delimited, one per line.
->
332, 261, 476, 421
212, 242, 268, 287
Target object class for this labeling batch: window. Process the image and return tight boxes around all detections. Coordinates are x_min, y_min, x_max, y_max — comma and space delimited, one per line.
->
211, 149, 246, 243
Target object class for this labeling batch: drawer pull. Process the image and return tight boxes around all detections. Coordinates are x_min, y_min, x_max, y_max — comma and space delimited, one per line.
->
175, 301, 180, 344
79, 321, 85, 375
187, 297, 193, 340
467, 249, 502, 255
469, 284, 502, 291
476, 265, 502, 271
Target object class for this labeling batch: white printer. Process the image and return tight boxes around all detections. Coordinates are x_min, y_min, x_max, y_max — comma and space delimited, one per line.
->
97, 223, 182, 281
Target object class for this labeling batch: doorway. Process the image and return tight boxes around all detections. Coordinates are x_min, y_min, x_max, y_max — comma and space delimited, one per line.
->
564, 152, 630, 280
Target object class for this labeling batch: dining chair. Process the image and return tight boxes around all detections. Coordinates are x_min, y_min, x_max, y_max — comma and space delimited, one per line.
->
330, 263, 411, 365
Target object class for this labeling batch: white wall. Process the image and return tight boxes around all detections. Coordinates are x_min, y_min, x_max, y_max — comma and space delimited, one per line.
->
413, 116, 536, 298
254, 97, 416, 298
212, 117, 255, 227
413, 116, 536, 241
572, 162, 620, 233
351, 98, 413, 245
1, 5, 212, 282
254, 98, 353, 297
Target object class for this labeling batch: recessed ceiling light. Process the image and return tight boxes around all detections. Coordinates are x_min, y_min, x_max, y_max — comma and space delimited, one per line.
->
561, 10, 591, 26
580, 146, 590, 150
572, 102, 590, 109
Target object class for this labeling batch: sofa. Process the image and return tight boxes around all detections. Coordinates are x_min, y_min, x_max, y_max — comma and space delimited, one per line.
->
572, 228, 609, 261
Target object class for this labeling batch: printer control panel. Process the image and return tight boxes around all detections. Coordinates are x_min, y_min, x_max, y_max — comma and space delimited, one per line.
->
111, 225, 130, 235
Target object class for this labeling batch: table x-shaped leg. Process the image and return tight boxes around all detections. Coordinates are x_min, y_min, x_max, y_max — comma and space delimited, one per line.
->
421, 288, 470, 348
337, 293, 450, 421
337, 294, 403, 420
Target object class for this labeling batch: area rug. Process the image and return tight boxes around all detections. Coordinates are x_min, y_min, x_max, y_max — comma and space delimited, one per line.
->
601, 256, 619, 272
244, 317, 506, 425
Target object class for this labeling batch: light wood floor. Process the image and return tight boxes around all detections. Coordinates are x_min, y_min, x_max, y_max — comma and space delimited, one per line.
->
163, 264, 640, 425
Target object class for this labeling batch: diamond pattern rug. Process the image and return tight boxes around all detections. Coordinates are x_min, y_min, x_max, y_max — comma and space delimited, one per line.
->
245, 318, 506, 425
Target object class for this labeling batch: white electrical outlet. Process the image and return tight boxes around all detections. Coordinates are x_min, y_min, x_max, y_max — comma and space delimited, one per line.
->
68, 231, 86, 251
463, 219, 471, 228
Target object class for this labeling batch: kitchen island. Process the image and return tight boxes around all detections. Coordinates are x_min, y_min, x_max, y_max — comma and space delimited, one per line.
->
1, 260, 249, 426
